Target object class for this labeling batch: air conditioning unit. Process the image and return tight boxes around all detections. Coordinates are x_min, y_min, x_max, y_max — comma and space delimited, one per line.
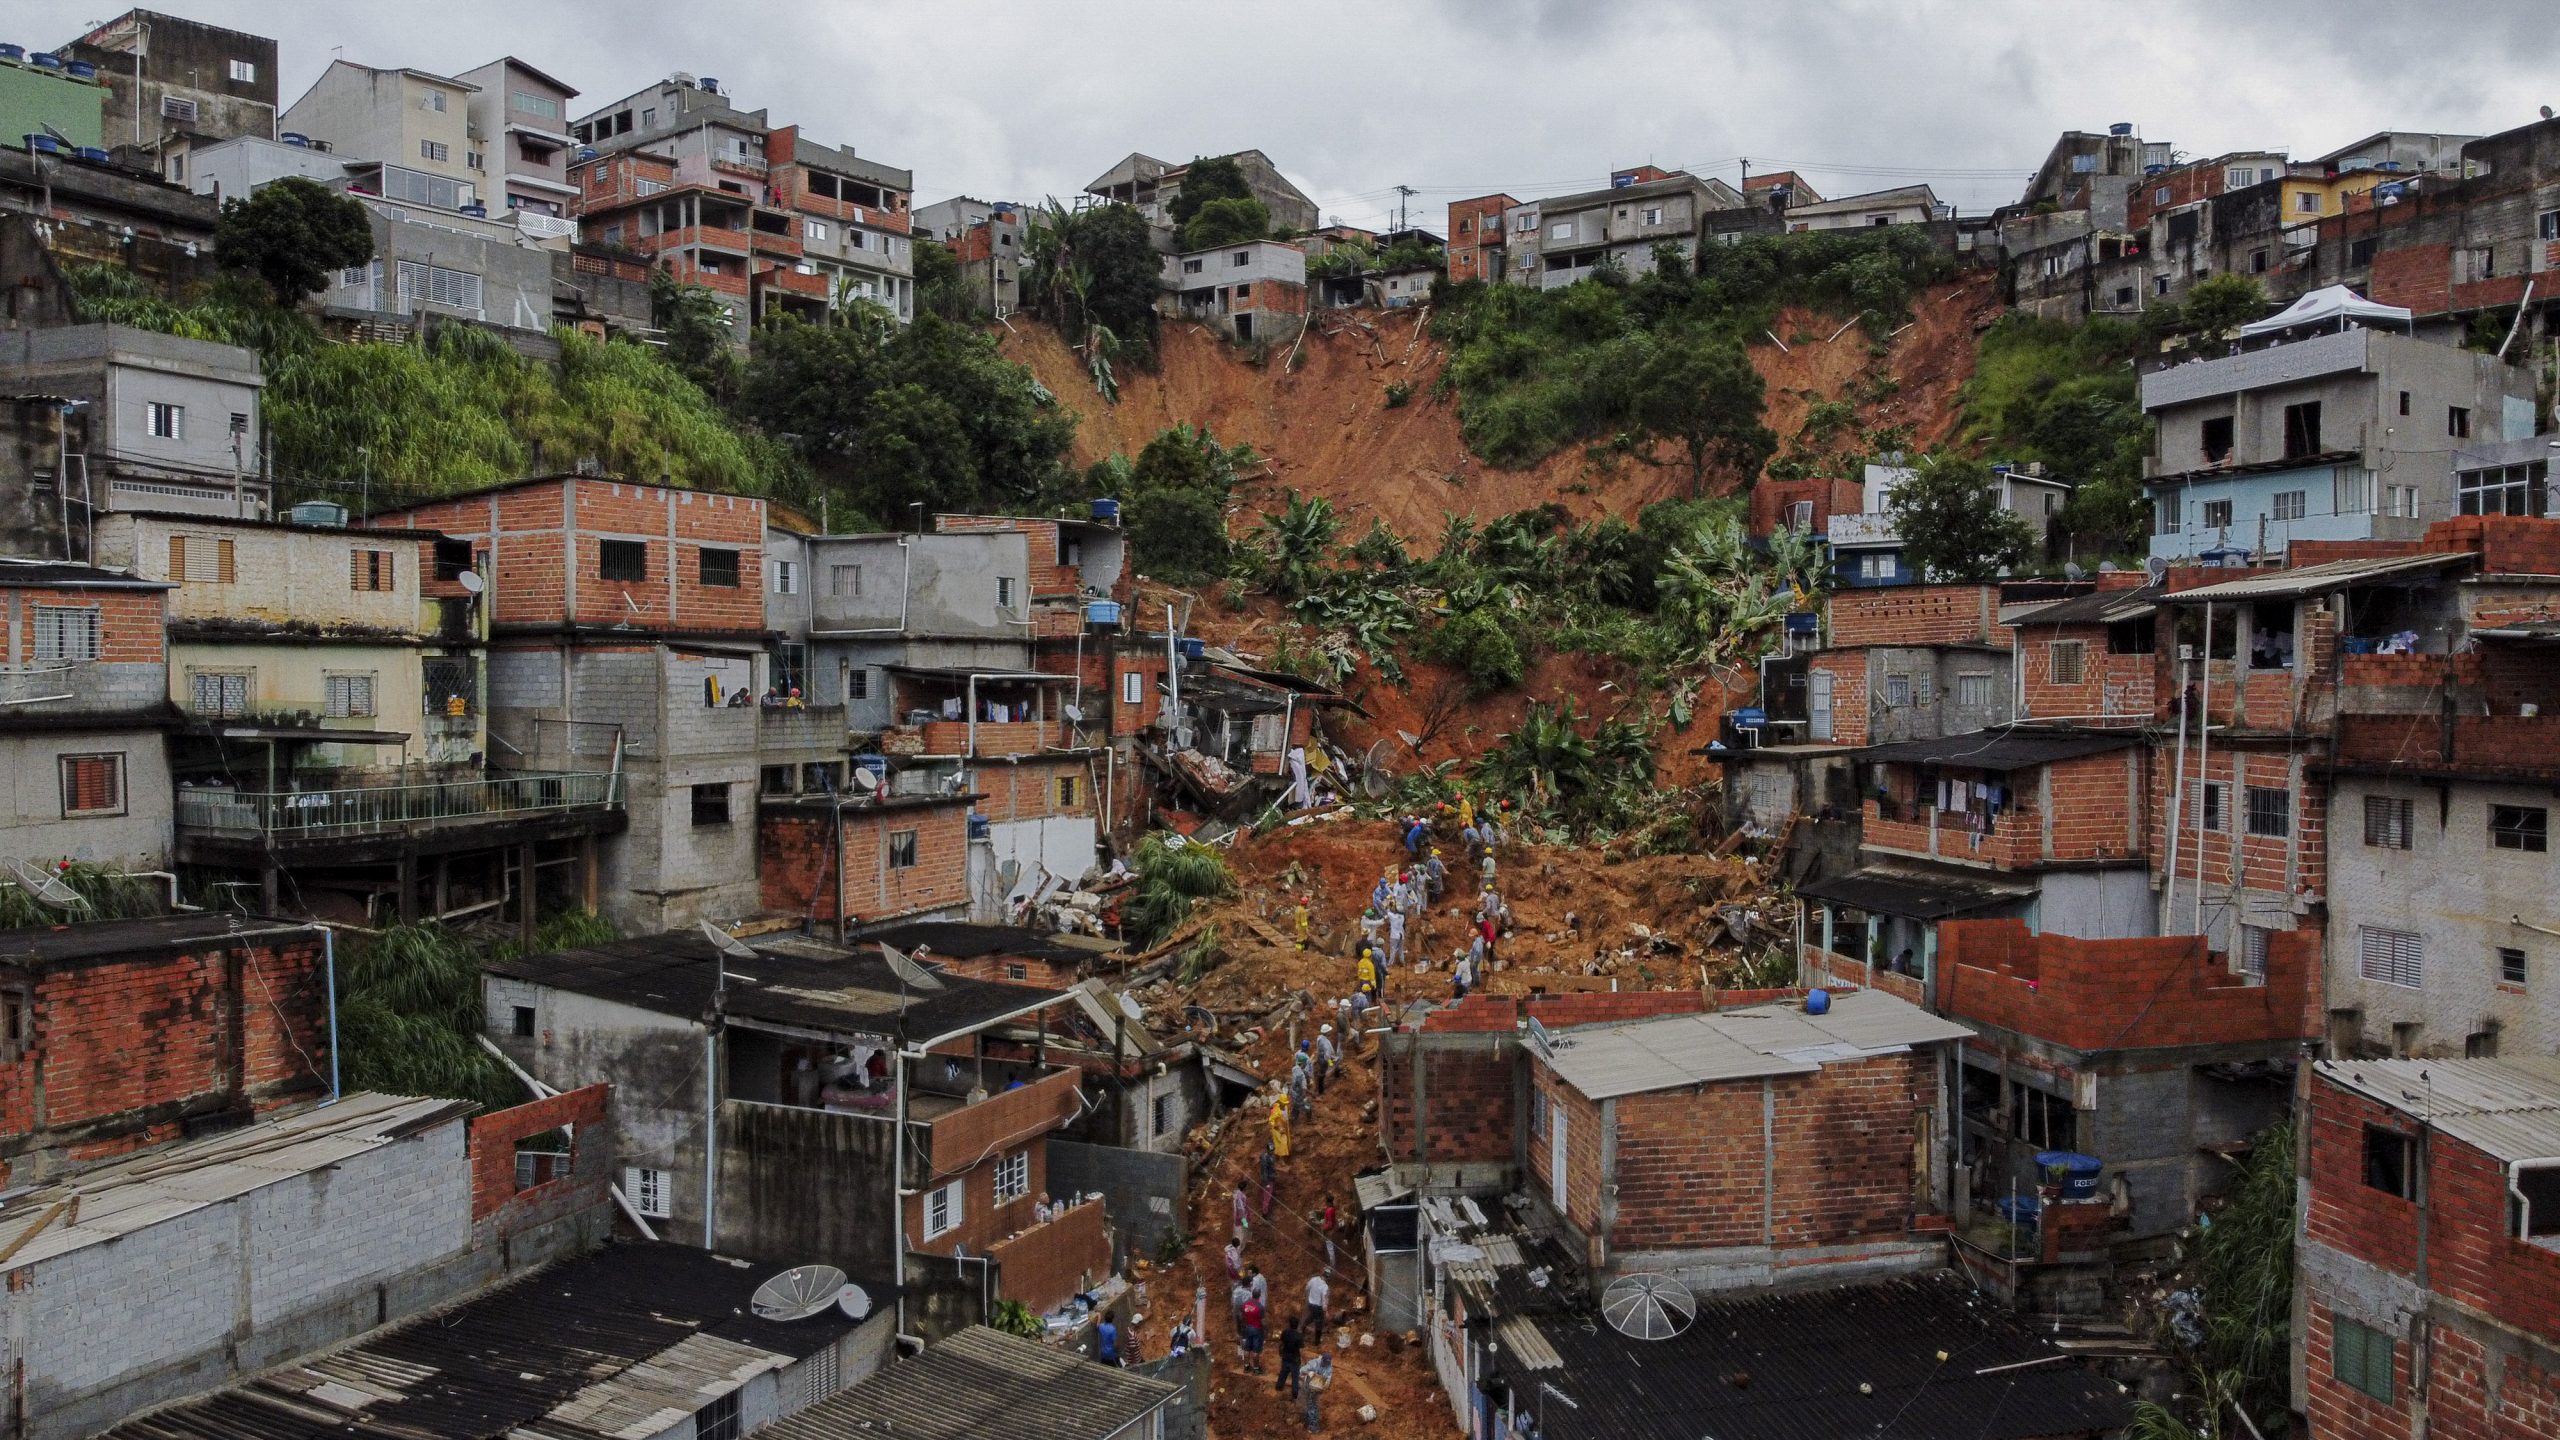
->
159, 94, 197, 122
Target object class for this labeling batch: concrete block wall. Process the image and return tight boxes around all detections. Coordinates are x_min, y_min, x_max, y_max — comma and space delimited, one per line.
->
1938, 919, 2318, 1051
1828, 584, 2009, 648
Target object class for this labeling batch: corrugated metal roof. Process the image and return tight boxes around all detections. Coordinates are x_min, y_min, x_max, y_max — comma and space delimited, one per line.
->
761, 1326, 1177, 1440
2315, 1057, 2560, 1162
1853, 727, 2141, 773
2161, 552, 2471, 603
0, 1093, 469, 1269
1494, 1315, 1564, 1372
1539, 991, 1973, 1100
2014, 583, 2165, 627
1795, 862, 2037, 921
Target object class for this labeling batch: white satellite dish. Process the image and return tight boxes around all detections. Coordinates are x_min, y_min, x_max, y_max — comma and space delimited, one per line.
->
1117, 991, 1145, 1022
752, 1264, 848, 1321
837, 1282, 873, 1320
1064, 703, 1084, 724
878, 942, 947, 992
457, 570, 485, 594
698, 920, 758, 963
851, 767, 881, 793
1600, 1272, 1695, 1341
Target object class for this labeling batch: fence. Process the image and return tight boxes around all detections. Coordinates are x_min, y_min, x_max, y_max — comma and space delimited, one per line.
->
176, 770, 619, 839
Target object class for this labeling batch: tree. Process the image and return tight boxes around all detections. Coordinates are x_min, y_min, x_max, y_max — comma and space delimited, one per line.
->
1115, 425, 1250, 581
1167, 154, 1252, 235
1630, 326, 1777, 493
1886, 457, 2038, 581
2181, 274, 2270, 340
1253, 490, 1339, 600
214, 177, 374, 304
1183, 196, 1270, 251
1023, 200, 1161, 375
651, 270, 740, 399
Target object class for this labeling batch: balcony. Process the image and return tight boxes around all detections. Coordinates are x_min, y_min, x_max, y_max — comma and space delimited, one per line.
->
514, 210, 578, 241
2335, 713, 2560, 783
884, 718, 1069, 758
176, 769, 624, 862
757, 703, 848, 754
759, 264, 832, 299
2139, 326, 2370, 410
1828, 511, 1899, 547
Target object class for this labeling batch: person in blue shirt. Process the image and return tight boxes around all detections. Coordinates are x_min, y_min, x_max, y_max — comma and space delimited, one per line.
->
1096, 1314, 1121, 1366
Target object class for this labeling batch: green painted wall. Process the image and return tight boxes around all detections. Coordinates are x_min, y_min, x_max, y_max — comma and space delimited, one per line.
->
0, 60, 106, 153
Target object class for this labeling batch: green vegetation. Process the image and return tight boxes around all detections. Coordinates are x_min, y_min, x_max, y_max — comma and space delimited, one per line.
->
214, 177, 375, 304
1184, 196, 1270, 250
1431, 228, 1950, 473
1024, 200, 1163, 389
0, 863, 166, 929
1090, 424, 1257, 582
338, 909, 619, 1109
1305, 236, 1446, 281
1120, 833, 1237, 948
912, 234, 980, 323
1168, 154, 1262, 252
2177, 274, 2272, 341
1957, 312, 2151, 561
2129, 1121, 2297, 1440
1885, 456, 2039, 581
1474, 697, 1655, 833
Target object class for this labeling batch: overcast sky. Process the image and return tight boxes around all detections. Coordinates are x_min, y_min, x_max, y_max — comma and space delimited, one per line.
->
26, 0, 2551, 227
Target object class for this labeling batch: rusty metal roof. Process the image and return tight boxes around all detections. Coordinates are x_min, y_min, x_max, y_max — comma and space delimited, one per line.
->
761, 1325, 1178, 1440
2316, 1057, 2560, 1163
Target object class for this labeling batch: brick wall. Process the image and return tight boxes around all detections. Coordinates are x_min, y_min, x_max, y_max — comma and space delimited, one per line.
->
1937, 919, 2316, 1052
0, 928, 329, 1187
1808, 650, 1868, 745
2145, 746, 2324, 903
760, 800, 971, 922
465, 1082, 608, 1223
988, 1194, 1111, 1314
906, 1141, 1058, 1259
1379, 1035, 1515, 1163
1527, 1064, 1606, 1235
975, 758, 1091, 823
2017, 620, 2156, 721
1749, 477, 1862, 541
1445, 195, 1514, 284
2046, 751, 2145, 864
1, 587, 164, 663
1828, 584, 2007, 648
1601, 1052, 1930, 1253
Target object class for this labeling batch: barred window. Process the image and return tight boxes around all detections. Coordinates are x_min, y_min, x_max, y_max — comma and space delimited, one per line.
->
323, 672, 376, 718
2362, 795, 2411, 849
33, 606, 99, 662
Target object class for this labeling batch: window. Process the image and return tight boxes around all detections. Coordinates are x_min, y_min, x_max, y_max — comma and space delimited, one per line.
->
2272, 490, 2307, 521
2154, 498, 2181, 536
2492, 804, 2548, 852
924, 1178, 963, 1238
513, 91, 561, 119
191, 671, 250, 716
614, 1168, 665, 1209
1123, 671, 1144, 706
599, 540, 647, 581
2351, 235, 2379, 267
350, 548, 395, 592
2107, 617, 2156, 655
1785, 500, 1815, 533
60, 754, 124, 817
761, 764, 795, 797
1642, 206, 1663, 225
1234, 283, 1251, 301
690, 783, 731, 827
512, 1004, 537, 1038
1153, 1092, 1177, 1137
2359, 926, 2424, 988
2363, 796, 2412, 849
773, 642, 806, 696
1858, 553, 1892, 579
2048, 641, 2086, 686
830, 564, 862, 597
146, 402, 184, 440
1182, 257, 1203, 274
1515, 214, 1535, 232
2245, 786, 2289, 837
846, 667, 870, 700
433, 539, 475, 580
420, 89, 448, 113
1954, 673, 1994, 707
996, 576, 1016, 610
421, 140, 450, 163
2200, 415, 2234, 462
1006, 962, 1028, 980
1549, 221, 1575, 241
2363, 1127, 2416, 1200
1060, 535, 1083, 567
2227, 167, 2256, 187
695, 1392, 740, 1440
2154, 185, 2172, 205
1057, 773, 1078, 807
686, 547, 738, 589
2386, 484, 2423, 518
2459, 461, 2548, 517
422, 655, 475, 716
2498, 946, 2529, 988
2544, 210, 2560, 242
2448, 405, 2472, 439
2202, 498, 2235, 529
228, 58, 256, 83
888, 829, 918, 868
2332, 1315, 2396, 1403
160, 94, 198, 122
395, 259, 483, 313
1884, 674, 1912, 708
32, 606, 99, 663
2189, 780, 2228, 832
1231, 250, 1251, 267
323, 672, 377, 718
2297, 191, 2322, 214
994, 1149, 1029, 1203
0, 988, 26, 1061
2282, 401, 2323, 458
805, 219, 829, 241
2240, 924, 2271, 979
2250, 248, 2269, 273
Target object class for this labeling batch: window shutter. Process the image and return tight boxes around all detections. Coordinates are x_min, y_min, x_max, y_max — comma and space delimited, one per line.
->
219, 539, 235, 583
2359, 928, 2423, 988
159, 94, 198, 122
170, 533, 186, 581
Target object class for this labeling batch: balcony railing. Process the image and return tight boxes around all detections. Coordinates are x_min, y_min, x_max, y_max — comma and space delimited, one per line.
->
514, 210, 578, 241
176, 770, 621, 840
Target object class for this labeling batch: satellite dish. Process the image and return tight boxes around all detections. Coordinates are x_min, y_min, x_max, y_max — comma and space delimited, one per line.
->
1064, 703, 1084, 724
878, 942, 947, 992
2143, 555, 2171, 584
837, 1282, 873, 1320
698, 920, 758, 962
852, 767, 881, 793
1117, 991, 1145, 1022
1163, 832, 1188, 851
1600, 1272, 1696, 1341
752, 1264, 848, 1321
3, 858, 91, 916
457, 570, 485, 594
1360, 740, 1396, 799
2063, 561, 2087, 581
2097, 561, 2120, 573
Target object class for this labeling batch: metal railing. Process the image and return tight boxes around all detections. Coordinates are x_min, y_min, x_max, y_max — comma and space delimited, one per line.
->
176, 769, 620, 839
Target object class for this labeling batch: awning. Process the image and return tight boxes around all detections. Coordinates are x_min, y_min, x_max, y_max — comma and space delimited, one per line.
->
2239, 283, 2412, 337
1796, 862, 2035, 921
1853, 727, 2141, 773
2160, 551, 2471, 603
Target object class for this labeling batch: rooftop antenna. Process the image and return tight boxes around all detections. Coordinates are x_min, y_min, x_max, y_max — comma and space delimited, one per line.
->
698, 919, 754, 1016
1392, 184, 1415, 233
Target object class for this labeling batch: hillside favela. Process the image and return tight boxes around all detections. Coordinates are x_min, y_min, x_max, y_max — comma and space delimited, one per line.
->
0, 4, 2555, 1438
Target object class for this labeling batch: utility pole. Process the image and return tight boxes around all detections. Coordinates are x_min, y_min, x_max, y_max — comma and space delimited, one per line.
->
1392, 184, 1415, 235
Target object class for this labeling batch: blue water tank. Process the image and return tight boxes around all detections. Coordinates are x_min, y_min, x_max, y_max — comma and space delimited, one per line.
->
1730, 707, 1767, 729
65, 60, 96, 80
281, 131, 310, 147
2037, 1151, 2103, 1200
1179, 637, 1206, 661
2144, 164, 2167, 176
1804, 987, 1832, 1015
1090, 496, 1122, 523
1085, 600, 1122, 628
1784, 611, 1819, 635
576, 146, 597, 163
2108, 122, 2134, 137
74, 146, 110, 163
459, 203, 488, 218
0, 44, 25, 62
699, 77, 718, 94
29, 52, 61, 70
25, 135, 60, 154
851, 754, 889, 785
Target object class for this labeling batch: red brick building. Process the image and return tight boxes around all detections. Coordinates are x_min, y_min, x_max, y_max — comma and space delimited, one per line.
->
1445, 193, 1516, 285
0, 914, 330, 1187
2301, 1058, 2560, 1439
759, 792, 975, 926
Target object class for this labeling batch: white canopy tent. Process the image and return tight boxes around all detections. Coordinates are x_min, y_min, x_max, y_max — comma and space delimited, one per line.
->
2239, 284, 2414, 337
